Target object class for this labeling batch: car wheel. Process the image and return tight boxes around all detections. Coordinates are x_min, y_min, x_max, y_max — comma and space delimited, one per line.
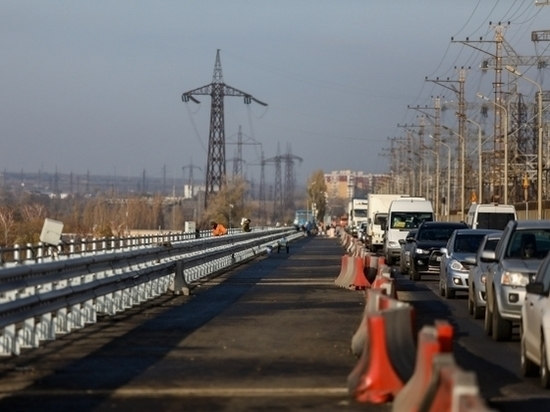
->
520, 327, 538, 377
472, 298, 484, 319
542, 335, 550, 388
411, 265, 421, 281
446, 287, 456, 299
471, 286, 484, 319
492, 296, 512, 341
484, 295, 493, 336
439, 280, 445, 297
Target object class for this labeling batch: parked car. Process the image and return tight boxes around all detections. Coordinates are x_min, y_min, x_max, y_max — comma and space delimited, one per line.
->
484, 220, 550, 341
466, 231, 503, 318
398, 229, 417, 275
439, 229, 501, 299
409, 221, 468, 281
521, 251, 550, 388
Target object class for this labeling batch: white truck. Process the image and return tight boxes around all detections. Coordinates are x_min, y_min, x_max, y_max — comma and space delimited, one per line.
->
365, 194, 405, 252
348, 198, 369, 237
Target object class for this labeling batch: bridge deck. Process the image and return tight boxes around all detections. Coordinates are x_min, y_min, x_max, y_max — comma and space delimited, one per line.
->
0, 236, 388, 411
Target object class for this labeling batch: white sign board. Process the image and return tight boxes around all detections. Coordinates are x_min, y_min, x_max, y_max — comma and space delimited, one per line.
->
40, 218, 64, 245
184, 221, 196, 233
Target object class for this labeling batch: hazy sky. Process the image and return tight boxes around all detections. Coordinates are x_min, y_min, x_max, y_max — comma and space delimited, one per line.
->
1, 1, 549, 185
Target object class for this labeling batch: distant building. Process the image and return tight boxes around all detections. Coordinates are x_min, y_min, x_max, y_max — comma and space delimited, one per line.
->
323, 170, 389, 200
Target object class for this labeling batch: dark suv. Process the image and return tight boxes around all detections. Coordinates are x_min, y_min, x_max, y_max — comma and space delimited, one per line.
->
409, 221, 468, 281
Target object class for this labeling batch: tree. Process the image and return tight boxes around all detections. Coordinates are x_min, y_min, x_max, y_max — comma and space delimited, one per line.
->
0, 205, 15, 246
200, 177, 251, 229
307, 170, 327, 222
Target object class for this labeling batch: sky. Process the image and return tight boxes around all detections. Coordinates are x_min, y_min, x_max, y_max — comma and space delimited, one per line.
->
1, 0, 550, 187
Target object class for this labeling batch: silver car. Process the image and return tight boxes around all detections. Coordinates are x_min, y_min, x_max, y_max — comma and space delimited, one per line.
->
466, 231, 502, 318
521, 252, 550, 388
484, 220, 550, 341
439, 229, 500, 299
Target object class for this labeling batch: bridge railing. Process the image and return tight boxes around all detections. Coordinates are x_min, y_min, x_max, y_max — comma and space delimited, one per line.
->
0, 226, 270, 267
0, 227, 303, 357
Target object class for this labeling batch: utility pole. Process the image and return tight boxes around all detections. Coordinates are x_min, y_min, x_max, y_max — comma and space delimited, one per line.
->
454, 23, 550, 204
182, 50, 267, 209
182, 158, 202, 199
265, 145, 284, 223
226, 125, 261, 179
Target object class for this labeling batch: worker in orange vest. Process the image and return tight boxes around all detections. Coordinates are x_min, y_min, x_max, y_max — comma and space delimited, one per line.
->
211, 220, 228, 236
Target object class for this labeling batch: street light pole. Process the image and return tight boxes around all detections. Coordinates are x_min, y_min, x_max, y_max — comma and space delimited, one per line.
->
476, 93, 509, 204
506, 65, 543, 219
432, 136, 452, 221
442, 125, 465, 218
424, 139, 440, 220
466, 117, 483, 204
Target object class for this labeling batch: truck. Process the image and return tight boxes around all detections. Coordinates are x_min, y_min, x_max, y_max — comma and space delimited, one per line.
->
348, 198, 369, 237
383, 197, 434, 266
365, 194, 404, 252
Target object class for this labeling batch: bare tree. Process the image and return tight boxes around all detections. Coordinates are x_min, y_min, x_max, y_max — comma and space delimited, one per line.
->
0, 205, 16, 246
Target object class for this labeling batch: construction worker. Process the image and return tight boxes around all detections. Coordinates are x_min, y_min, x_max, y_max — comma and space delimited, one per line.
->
211, 221, 227, 236
241, 218, 251, 232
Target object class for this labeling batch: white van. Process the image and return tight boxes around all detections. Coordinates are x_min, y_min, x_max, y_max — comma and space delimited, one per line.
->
466, 203, 516, 230
383, 197, 434, 266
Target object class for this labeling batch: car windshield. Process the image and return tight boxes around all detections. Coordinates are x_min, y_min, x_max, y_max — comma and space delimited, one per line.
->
505, 229, 550, 259
390, 212, 433, 229
418, 227, 462, 241
454, 234, 486, 253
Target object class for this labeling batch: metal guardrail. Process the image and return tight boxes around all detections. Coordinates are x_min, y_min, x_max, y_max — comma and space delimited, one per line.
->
0, 226, 272, 266
0, 228, 304, 356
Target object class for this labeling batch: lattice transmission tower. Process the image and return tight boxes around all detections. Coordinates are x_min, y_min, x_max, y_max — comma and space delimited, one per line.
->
181, 50, 267, 208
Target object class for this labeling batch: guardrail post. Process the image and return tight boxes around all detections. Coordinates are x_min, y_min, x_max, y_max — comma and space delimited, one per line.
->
169, 260, 190, 295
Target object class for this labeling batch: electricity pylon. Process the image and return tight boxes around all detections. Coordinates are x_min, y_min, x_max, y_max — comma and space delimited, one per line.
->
181, 50, 267, 208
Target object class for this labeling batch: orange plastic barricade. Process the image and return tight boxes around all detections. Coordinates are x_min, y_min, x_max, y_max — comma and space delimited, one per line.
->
418, 354, 494, 412
351, 289, 410, 357
348, 305, 416, 404
392, 324, 453, 412
350, 256, 369, 290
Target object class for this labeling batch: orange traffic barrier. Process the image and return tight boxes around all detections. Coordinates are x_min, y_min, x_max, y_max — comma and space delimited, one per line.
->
418, 354, 494, 412
335, 255, 369, 290
350, 256, 369, 290
364, 253, 378, 284
348, 304, 416, 404
392, 324, 453, 412
351, 289, 409, 357
435, 320, 454, 353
